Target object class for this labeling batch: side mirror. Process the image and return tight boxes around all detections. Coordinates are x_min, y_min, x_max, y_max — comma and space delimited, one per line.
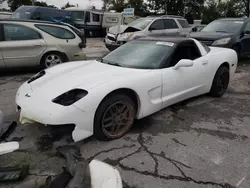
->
173, 59, 193, 70
192, 27, 197, 32
149, 27, 156, 31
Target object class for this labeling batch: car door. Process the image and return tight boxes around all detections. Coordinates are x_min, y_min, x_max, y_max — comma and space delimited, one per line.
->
161, 41, 208, 108
147, 19, 165, 36
162, 19, 180, 36
240, 21, 250, 56
0, 52, 5, 68
0, 25, 6, 68
0, 23, 46, 67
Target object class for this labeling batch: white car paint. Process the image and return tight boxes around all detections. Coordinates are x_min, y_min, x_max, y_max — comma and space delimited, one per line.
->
0, 142, 20, 155
90, 160, 123, 188
15, 39, 238, 142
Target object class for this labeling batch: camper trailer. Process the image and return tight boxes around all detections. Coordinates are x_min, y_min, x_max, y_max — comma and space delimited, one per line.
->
0, 11, 12, 19
65, 7, 126, 37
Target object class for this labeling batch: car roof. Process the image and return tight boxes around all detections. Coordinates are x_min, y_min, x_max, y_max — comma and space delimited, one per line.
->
0, 19, 67, 26
217, 17, 247, 22
137, 37, 193, 44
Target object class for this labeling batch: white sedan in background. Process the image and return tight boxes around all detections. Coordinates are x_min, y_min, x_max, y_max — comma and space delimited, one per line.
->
16, 37, 237, 142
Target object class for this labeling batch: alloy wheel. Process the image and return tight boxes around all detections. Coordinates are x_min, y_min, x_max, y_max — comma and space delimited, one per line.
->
101, 101, 135, 138
45, 54, 62, 68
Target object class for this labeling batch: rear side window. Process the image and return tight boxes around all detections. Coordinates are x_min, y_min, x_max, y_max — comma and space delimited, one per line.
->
35, 24, 75, 39
3, 24, 41, 41
163, 19, 178, 29
92, 13, 100, 22
177, 19, 190, 28
201, 42, 211, 53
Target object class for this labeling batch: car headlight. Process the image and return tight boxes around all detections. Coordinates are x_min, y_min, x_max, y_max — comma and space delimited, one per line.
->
212, 38, 231, 45
52, 89, 88, 106
119, 32, 134, 39
27, 71, 46, 84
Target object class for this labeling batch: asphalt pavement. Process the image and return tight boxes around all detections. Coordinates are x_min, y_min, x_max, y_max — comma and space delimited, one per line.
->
0, 39, 250, 188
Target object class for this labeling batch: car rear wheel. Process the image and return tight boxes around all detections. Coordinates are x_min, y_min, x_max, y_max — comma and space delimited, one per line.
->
210, 66, 230, 97
94, 94, 136, 141
41, 52, 65, 69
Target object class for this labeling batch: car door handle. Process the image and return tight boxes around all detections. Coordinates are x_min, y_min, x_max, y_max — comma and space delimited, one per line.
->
202, 60, 208, 65
33, 44, 43, 47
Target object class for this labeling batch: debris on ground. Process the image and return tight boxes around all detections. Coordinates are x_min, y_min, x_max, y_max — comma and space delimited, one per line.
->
46, 168, 72, 188
57, 145, 91, 188
0, 165, 29, 183
0, 110, 17, 141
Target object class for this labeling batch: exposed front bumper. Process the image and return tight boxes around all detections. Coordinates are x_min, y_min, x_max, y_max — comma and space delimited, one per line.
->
15, 82, 95, 142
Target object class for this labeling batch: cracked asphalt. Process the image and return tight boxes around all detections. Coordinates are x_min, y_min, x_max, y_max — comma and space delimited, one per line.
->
1, 39, 250, 188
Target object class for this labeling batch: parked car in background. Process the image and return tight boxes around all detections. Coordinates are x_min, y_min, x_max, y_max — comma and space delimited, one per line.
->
0, 19, 86, 69
189, 17, 250, 57
191, 24, 206, 32
104, 15, 192, 51
11, 6, 71, 22
16, 37, 237, 142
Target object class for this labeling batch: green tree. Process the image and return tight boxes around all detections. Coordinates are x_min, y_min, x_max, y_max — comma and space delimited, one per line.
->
8, 0, 55, 11
202, 0, 245, 24
61, 2, 75, 9
8, 0, 32, 11
126, 0, 148, 16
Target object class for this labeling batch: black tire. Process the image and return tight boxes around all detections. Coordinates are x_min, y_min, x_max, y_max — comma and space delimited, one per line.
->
40, 52, 66, 69
94, 94, 136, 141
210, 66, 230, 97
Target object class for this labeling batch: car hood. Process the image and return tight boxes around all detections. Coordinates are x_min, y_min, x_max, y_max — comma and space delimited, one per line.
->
29, 60, 150, 99
108, 25, 141, 35
189, 31, 234, 40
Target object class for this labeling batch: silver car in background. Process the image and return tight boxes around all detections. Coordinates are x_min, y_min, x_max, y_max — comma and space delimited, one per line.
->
0, 19, 86, 69
105, 15, 192, 51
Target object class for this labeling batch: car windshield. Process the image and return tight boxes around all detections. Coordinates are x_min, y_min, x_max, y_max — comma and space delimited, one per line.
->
71, 11, 85, 21
128, 18, 153, 30
201, 20, 244, 33
11, 6, 34, 19
101, 41, 174, 69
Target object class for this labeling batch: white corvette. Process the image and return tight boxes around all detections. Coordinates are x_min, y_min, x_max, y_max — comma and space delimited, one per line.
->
16, 37, 237, 142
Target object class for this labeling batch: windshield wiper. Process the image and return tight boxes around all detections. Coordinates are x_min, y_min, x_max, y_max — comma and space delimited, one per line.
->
215, 30, 228, 33
106, 62, 122, 67
97, 58, 122, 67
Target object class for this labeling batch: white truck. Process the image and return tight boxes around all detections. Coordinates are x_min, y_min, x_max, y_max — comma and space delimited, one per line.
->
65, 7, 137, 37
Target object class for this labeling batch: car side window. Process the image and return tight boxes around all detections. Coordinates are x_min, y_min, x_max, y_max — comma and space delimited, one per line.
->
168, 42, 201, 67
244, 22, 250, 34
3, 24, 41, 41
35, 24, 75, 39
149, 19, 164, 30
163, 19, 178, 29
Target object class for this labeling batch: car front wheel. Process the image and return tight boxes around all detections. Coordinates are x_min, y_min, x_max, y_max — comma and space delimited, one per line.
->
94, 94, 136, 141
210, 66, 230, 97
41, 52, 65, 69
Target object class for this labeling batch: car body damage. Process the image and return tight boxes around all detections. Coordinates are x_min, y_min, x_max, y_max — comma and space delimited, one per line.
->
16, 37, 237, 142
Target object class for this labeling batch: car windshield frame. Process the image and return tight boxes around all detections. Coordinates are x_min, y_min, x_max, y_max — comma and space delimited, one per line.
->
128, 18, 154, 30
100, 40, 174, 69
201, 19, 244, 34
